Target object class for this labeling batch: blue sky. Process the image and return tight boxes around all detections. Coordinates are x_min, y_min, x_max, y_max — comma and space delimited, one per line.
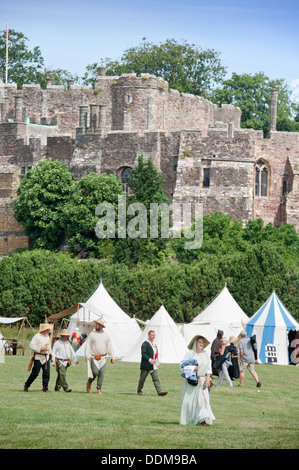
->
1, 0, 299, 100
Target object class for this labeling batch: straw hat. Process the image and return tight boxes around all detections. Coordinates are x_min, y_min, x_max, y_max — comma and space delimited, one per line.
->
59, 329, 70, 337
94, 319, 105, 327
39, 323, 51, 333
188, 335, 210, 351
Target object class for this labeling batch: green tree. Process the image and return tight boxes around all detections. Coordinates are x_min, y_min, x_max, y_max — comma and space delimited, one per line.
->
13, 159, 75, 250
128, 155, 169, 209
212, 72, 299, 136
0, 28, 80, 89
63, 172, 124, 257
38, 67, 80, 89
171, 212, 247, 262
83, 39, 226, 98
0, 29, 44, 88
113, 156, 170, 266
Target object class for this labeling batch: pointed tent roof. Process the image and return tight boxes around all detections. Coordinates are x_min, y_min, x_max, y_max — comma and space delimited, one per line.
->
69, 280, 141, 359
191, 285, 249, 331
246, 290, 299, 365
121, 304, 188, 363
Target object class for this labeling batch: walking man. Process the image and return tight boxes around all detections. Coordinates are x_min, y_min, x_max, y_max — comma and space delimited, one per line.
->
85, 319, 114, 394
51, 329, 78, 392
239, 330, 261, 388
24, 323, 52, 392
137, 330, 168, 397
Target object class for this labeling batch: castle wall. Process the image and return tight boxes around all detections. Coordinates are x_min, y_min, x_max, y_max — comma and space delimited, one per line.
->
254, 131, 299, 227
0, 73, 298, 255
172, 125, 257, 226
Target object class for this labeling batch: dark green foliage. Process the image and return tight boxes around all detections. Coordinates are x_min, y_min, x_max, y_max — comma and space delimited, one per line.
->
0, 219, 298, 325
13, 159, 76, 250
113, 156, 170, 267
63, 172, 123, 257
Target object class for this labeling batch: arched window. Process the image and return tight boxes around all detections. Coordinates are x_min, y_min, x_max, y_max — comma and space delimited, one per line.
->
121, 167, 131, 193
255, 160, 269, 197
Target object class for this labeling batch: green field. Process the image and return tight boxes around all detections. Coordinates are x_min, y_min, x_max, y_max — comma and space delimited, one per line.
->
0, 345, 298, 450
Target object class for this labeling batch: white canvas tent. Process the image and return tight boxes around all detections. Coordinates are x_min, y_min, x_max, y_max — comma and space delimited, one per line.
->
68, 280, 142, 359
181, 286, 249, 347
121, 304, 188, 364
246, 290, 299, 365
0, 317, 27, 354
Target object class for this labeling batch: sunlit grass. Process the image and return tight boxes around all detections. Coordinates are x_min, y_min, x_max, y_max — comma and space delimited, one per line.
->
0, 350, 298, 449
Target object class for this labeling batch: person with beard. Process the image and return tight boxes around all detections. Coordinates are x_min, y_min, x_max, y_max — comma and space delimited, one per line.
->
85, 319, 114, 394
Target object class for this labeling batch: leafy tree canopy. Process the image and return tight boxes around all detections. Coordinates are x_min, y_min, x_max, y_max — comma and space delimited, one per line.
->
13, 159, 76, 249
0, 28, 80, 88
212, 72, 299, 135
63, 172, 124, 257
83, 38, 226, 98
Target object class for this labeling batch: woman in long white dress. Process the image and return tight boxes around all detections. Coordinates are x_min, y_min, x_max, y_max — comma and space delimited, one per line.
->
180, 335, 216, 426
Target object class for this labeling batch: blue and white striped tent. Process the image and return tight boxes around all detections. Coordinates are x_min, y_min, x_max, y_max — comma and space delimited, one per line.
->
246, 290, 299, 365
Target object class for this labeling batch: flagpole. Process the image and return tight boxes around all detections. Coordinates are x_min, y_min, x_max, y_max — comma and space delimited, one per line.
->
5, 21, 8, 84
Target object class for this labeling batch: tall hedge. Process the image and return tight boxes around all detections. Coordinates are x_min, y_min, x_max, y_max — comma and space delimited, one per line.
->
0, 247, 298, 326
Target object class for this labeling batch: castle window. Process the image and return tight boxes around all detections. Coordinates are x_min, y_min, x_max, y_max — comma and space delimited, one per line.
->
282, 180, 287, 196
19, 166, 32, 181
203, 168, 210, 188
173, 156, 178, 172
121, 167, 131, 194
255, 160, 268, 197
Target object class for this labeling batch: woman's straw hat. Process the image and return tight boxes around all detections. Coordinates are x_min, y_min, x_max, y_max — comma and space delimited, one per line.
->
188, 335, 210, 350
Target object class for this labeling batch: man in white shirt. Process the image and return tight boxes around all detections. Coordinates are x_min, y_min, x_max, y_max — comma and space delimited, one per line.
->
52, 329, 78, 392
85, 319, 114, 394
24, 323, 52, 392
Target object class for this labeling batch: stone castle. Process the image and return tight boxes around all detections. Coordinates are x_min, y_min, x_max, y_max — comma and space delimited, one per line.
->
0, 68, 298, 255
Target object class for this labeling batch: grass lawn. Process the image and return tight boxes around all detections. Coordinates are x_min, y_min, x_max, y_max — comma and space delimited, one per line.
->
0, 343, 298, 451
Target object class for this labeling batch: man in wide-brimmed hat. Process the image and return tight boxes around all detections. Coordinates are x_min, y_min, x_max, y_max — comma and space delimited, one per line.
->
24, 323, 52, 392
51, 329, 78, 393
85, 318, 114, 394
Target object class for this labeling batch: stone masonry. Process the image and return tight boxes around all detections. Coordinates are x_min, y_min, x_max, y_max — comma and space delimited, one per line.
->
0, 70, 298, 255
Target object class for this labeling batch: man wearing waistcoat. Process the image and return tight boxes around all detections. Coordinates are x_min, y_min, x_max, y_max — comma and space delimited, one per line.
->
137, 330, 168, 397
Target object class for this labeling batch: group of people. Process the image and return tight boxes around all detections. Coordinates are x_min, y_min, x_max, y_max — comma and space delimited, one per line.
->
23, 319, 115, 394
23, 320, 261, 428
210, 329, 261, 389
23, 319, 168, 397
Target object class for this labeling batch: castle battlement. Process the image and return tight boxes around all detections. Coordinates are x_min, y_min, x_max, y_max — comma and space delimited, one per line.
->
0, 74, 298, 255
